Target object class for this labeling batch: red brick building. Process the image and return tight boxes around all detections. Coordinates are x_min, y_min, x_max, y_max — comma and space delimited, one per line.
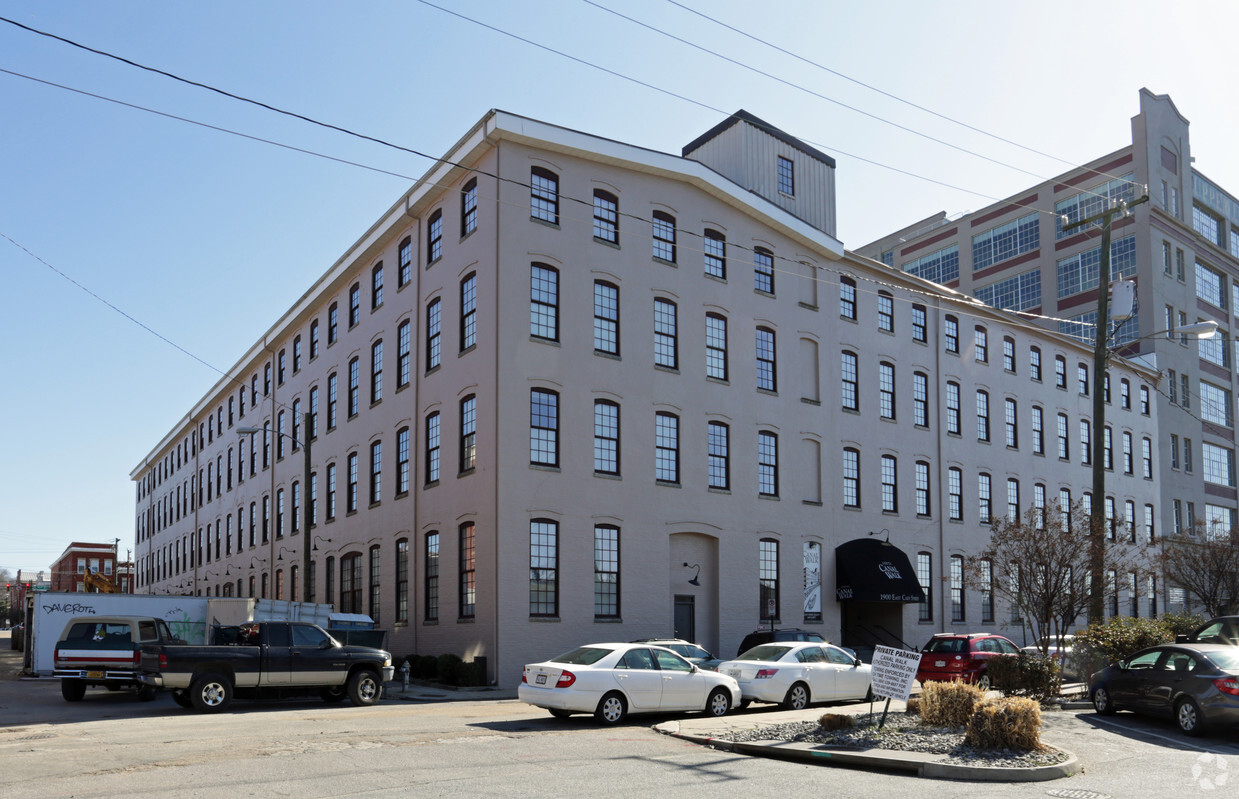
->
50, 542, 133, 593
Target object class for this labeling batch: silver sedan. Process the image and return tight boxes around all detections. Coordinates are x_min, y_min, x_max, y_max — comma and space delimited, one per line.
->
717, 642, 873, 710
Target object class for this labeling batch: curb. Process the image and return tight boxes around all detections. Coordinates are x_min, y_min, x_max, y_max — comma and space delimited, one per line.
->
658, 723, 1078, 782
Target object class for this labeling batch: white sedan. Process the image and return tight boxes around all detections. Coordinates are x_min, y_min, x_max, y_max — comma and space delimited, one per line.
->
717, 642, 873, 710
519, 642, 741, 724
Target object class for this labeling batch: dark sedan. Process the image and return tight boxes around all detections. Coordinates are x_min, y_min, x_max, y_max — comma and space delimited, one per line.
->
1090, 643, 1239, 736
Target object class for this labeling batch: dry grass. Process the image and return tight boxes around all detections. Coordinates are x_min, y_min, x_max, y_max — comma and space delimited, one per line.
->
816, 713, 856, 731
904, 697, 920, 716
964, 696, 1043, 751
919, 680, 985, 727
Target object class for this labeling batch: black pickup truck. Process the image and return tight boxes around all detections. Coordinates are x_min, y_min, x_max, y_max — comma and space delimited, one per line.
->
138, 621, 394, 712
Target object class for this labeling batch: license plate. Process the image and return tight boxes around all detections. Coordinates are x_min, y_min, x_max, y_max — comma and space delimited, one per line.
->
87, 671, 104, 679
935, 661, 945, 668
726, 669, 740, 678
536, 674, 547, 685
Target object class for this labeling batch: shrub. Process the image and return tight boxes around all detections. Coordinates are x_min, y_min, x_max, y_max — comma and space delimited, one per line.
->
904, 697, 920, 716
406, 654, 438, 680
1160, 611, 1207, 639
1073, 617, 1174, 676
436, 653, 464, 685
459, 660, 485, 687
987, 652, 1059, 703
919, 680, 985, 727
964, 697, 1042, 751
817, 713, 856, 731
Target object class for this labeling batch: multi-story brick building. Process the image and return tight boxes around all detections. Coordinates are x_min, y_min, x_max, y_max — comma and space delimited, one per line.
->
49, 541, 132, 593
132, 109, 1159, 685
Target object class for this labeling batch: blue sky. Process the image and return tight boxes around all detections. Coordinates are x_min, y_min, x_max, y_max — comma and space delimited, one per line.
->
3, 0, 1237, 573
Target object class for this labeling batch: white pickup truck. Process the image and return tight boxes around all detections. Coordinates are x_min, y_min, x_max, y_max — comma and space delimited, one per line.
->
53, 616, 184, 702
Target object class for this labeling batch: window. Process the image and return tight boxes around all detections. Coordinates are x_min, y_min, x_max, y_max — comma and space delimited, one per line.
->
1033, 484, 1047, 528
530, 519, 558, 617
655, 412, 679, 483
396, 427, 410, 495
707, 421, 730, 490
877, 292, 894, 332
593, 281, 619, 355
654, 298, 678, 369
980, 560, 994, 623
461, 178, 478, 236
1055, 355, 1067, 389
1077, 363, 1089, 395
978, 473, 992, 523
705, 313, 728, 380
1122, 431, 1134, 474
1171, 434, 1180, 469
913, 372, 929, 427
777, 155, 794, 195
347, 357, 360, 417
396, 539, 409, 623
948, 468, 963, 521
759, 539, 779, 620
1004, 398, 1018, 448
530, 263, 559, 341
1104, 426, 1114, 470
915, 461, 930, 516
1203, 442, 1235, 487
594, 525, 620, 619
1030, 346, 1042, 380
592, 190, 618, 243
1142, 437, 1152, 479
460, 395, 477, 473
370, 340, 383, 404
459, 523, 476, 618
393, 321, 411, 389
917, 553, 933, 622
292, 336, 303, 375
840, 277, 857, 320
1197, 261, 1227, 309
879, 362, 896, 419
841, 351, 859, 411
944, 315, 959, 353
594, 400, 620, 475
652, 211, 676, 262
398, 236, 412, 288
950, 555, 965, 622
530, 389, 559, 467
277, 350, 286, 386
880, 455, 897, 512
972, 212, 1039, 270
1007, 478, 1020, 520
460, 273, 477, 351
946, 382, 961, 435
349, 283, 360, 327
1031, 406, 1044, 455
530, 167, 558, 224
758, 431, 778, 497
975, 326, 988, 363
346, 453, 358, 514
976, 390, 990, 442
427, 211, 443, 263
756, 327, 777, 391
1080, 420, 1091, 464
754, 247, 774, 294
704, 229, 726, 279
1200, 381, 1233, 427
1002, 337, 1015, 372
425, 412, 441, 484
423, 533, 439, 621
912, 304, 927, 343
426, 298, 441, 370
367, 545, 381, 624
340, 553, 362, 614
327, 373, 338, 429
325, 463, 336, 521
371, 263, 384, 309
842, 448, 860, 508
904, 244, 959, 284
1140, 385, 1150, 414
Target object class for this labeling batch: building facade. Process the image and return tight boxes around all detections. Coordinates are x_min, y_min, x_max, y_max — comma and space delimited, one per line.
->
49, 542, 132, 593
132, 110, 1159, 686
861, 89, 1239, 612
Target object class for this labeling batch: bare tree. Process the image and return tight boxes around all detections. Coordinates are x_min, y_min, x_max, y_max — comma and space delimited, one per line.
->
1159, 525, 1239, 617
968, 501, 1136, 651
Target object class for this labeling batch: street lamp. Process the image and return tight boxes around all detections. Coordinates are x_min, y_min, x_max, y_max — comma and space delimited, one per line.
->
239, 412, 312, 604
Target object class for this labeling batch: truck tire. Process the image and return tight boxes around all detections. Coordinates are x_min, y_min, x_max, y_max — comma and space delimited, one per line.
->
189, 672, 233, 712
61, 679, 86, 702
347, 669, 382, 706
136, 684, 158, 702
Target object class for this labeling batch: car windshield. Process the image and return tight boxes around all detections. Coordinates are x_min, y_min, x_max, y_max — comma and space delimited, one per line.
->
925, 638, 967, 654
666, 644, 710, 659
1207, 650, 1239, 671
550, 646, 613, 665
736, 644, 793, 662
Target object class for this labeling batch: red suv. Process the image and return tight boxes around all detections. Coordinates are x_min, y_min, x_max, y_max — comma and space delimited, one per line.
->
916, 633, 1020, 691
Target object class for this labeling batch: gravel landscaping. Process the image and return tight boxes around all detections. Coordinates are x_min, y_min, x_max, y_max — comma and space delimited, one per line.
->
708, 712, 1071, 768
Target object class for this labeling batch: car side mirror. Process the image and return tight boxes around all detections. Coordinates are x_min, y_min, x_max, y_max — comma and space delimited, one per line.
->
320, 639, 334, 650
1175, 634, 1188, 643
690, 664, 698, 673
854, 658, 863, 667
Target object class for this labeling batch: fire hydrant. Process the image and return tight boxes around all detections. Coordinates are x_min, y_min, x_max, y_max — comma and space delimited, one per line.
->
400, 660, 411, 691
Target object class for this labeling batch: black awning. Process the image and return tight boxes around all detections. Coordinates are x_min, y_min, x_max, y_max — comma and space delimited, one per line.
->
834, 538, 926, 603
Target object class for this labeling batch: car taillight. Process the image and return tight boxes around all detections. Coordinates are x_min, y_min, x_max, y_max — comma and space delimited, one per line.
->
556, 670, 576, 688
755, 669, 778, 679
1214, 677, 1239, 696
133, 650, 142, 665
522, 670, 528, 684
159, 654, 168, 670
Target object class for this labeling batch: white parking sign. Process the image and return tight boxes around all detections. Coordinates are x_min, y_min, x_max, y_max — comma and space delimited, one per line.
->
869, 645, 921, 701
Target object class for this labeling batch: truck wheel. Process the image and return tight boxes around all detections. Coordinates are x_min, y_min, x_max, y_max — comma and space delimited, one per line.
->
189, 673, 233, 712
61, 679, 86, 702
136, 684, 158, 702
347, 670, 382, 706
320, 685, 347, 703
171, 690, 193, 709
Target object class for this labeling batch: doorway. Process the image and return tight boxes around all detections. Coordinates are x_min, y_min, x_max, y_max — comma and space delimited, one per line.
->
674, 595, 695, 642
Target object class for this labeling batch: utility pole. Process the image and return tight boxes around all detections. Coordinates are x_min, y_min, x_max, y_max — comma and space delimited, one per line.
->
1063, 193, 1148, 625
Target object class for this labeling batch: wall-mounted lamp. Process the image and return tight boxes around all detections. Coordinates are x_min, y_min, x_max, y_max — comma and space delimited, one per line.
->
868, 529, 891, 543
312, 536, 333, 553
683, 562, 701, 587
